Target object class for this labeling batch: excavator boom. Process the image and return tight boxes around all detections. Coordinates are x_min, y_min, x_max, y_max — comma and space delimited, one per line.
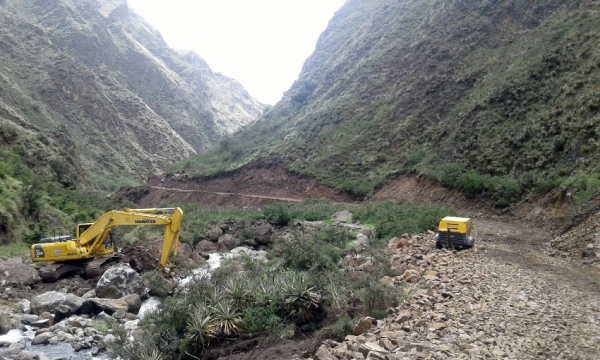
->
31, 207, 184, 281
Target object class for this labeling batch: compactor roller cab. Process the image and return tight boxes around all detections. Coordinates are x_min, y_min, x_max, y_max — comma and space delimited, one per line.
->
434, 216, 474, 250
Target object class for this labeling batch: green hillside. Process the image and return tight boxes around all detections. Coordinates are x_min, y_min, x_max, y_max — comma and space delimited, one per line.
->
172, 0, 600, 205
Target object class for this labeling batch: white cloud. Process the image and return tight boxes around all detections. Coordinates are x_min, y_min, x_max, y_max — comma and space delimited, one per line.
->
127, 0, 345, 105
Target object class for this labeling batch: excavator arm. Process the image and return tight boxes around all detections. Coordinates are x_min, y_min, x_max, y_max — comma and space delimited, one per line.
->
32, 207, 184, 274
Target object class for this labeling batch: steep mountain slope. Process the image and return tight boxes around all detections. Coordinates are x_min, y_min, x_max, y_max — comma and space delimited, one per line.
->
0, 0, 264, 189
174, 0, 600, 205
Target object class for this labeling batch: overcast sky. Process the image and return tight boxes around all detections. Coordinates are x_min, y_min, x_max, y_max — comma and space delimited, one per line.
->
126, 0, 345, 105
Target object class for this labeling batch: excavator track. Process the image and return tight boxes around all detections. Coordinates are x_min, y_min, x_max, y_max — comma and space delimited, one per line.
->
39, 262, 85, 282
39, 254, 121, 282
84, 254, 121, 278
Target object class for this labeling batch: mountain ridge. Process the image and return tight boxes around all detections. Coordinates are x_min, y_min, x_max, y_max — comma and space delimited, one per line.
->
172, 0, 600, 207
0, 0, 264, 189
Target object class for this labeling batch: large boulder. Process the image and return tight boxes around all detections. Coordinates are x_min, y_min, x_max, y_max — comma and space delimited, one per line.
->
218, 234, 237, 251
96, 264, 146, 299
120, 294, 142, 314
207, 227, 223, 242
30, 291, 83, 315
0, 312, 12, 335
195, 240, 218, 253
254, 225, 273, 245
0, 258, 40, 286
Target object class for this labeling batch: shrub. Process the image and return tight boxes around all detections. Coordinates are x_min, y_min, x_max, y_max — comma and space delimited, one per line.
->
329, 314, 354, 341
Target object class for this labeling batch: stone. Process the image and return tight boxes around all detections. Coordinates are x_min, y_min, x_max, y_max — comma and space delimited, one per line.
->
96, 264, 146, 299
354, 317, 375, 336
332, 210, 353, 222
82, 290, 96, 299
84, 298, 129, 315
0, 312, 11, 335
315, 345, 336, 360
31, 319, 50, 328
20, 314, 38, 325
218, 234, 237, 250
38, 312, 54, 326
123, 319, 139, 331
31, 291, 79, 315
95, 311, 117, 324
7, 342, 25, 355
16, 299, 31, 314
356, 233, 370, 248
18, 350, 50, 360
31, 332, 53, 345
120, 294, 142, 314
0, 259, 40, 286
207, 226, 223, 242
131, 329, 147, 342
195, 240, 219, 253
254, 224, 273, 245
113, 308, 127, 319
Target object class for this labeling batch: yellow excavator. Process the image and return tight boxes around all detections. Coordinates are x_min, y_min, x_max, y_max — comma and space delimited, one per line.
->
30, 207, 183, 282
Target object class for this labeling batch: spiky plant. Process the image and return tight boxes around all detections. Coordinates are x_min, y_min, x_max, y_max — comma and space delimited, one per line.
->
210, 300, 243, 336
222, 274, 253, 308
204, 286, 223, 306
186, 304, 216, 350
280, 271, 322, 322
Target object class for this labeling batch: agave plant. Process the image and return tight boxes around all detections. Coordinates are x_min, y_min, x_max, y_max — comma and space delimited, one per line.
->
280, 271, 322, 322
222, 274, 254, 308
203, 286, 223, 306
210, 300, 243, 336
186, 303, 216, 350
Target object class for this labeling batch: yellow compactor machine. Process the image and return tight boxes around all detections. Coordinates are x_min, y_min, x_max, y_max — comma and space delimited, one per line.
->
434, 216, 474, 250
31, 207, 183, 281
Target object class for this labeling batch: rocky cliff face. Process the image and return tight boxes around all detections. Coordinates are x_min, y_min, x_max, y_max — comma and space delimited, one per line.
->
0, 0, 264, 189
177, 0, 600, 203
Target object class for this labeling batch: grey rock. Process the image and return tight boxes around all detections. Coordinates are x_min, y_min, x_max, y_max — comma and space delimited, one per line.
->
82, 290, 96, 299
332, 210, 353, 222
20, 314, 38, 325
119, 294, 142, 314
112, 309, 126, 319
0, 312, 11, 335
85, 298, 129, 315
6, 342, 25, 355
16, 300, 31, 314
18, 350, 50, 360
195, 240, 219, 253
218, 234, 237, 251
254, 224, 273, 245
31, 332, 52, 345
207, 227, 223, 242
0, 259, 40, 286
96, 264, 146, 299
30, 291, 82, 315
95, 312, 117, 324
30, 319, 50, 329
